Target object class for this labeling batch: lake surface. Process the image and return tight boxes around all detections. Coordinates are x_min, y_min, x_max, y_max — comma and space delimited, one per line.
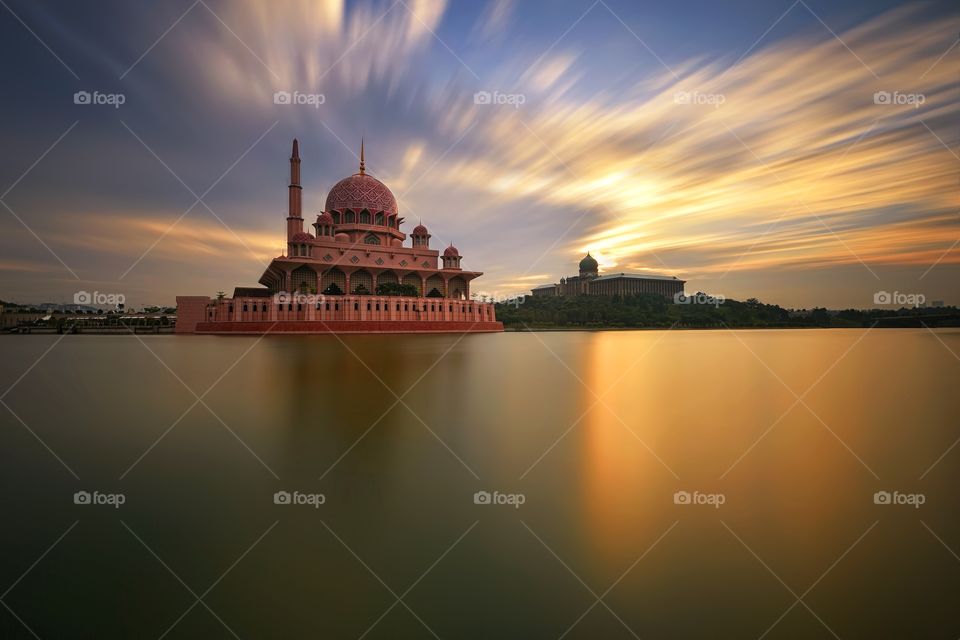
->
1, 329, 958, 638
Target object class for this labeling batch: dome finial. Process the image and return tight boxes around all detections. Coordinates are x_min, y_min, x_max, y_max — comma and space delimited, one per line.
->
359, 137, 365, 175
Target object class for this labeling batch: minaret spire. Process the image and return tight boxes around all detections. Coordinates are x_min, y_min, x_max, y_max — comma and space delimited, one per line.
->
359, 138, 365, 175
287, 138, 304, 239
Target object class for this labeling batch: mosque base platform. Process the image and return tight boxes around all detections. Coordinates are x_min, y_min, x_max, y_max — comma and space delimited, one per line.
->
188, 320, 504, 334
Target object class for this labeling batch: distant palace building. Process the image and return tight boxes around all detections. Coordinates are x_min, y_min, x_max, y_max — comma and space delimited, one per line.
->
531, 253, 685, 298
176, 140, 502, 334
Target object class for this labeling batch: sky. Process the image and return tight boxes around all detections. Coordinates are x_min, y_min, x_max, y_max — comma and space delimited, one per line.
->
0, 0, 957, 309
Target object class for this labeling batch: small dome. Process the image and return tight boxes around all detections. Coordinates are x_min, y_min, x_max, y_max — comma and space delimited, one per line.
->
316, 212, 334, 224
411, 224, 429, 236
579, 252, 598, 271
443, 244, 459, 257
334, 232, 350, 242
291, 232, 314, 241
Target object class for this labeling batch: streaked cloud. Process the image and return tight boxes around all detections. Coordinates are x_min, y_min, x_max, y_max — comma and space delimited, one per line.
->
0, 0, 956, 307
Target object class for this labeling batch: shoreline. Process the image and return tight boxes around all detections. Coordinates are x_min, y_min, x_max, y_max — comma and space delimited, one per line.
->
4, 324, 958, 336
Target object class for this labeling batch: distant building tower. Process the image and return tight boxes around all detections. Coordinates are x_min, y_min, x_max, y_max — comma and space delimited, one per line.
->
579, 252, 599, 279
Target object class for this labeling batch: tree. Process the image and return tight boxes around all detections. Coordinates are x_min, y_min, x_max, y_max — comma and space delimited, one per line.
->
426, 288, 443, 298
376, 282, 418, 296
322, 283, 343, 295
353, 284, 370, 295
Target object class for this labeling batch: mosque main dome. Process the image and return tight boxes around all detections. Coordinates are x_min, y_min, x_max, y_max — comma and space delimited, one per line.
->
324, 172, 398, 215
323, 141, 398, 215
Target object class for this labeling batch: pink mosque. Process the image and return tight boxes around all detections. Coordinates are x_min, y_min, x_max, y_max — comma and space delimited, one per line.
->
176, 140, 502, 334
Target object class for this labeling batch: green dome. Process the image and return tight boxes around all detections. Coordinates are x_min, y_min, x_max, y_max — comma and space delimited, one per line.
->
579, 252, 598, 272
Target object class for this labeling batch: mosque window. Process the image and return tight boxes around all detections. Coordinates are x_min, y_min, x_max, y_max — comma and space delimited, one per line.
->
332, 212, 341, 224
345, 210, 355, 223
360, 210, 371, 224
366, 302, 371, 311
364, 234, 380, 245
354, 303, 359, 311
375, 212, 384, 225
335, 303, 339, 311
242, 304, 248, 312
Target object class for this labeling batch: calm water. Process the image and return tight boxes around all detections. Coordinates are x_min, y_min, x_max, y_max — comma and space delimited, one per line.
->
1, 329, 958, 638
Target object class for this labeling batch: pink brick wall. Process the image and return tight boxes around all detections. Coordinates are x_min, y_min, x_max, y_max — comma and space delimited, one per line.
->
194, 320, 503, 334
175, 296, 212, 333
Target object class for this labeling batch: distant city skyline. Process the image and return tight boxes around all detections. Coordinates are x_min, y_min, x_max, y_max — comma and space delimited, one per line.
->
0, 0, 957, 309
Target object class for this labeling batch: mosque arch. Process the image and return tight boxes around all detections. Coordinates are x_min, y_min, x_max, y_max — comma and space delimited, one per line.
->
291, 265, 316, 293
402, 273, 423, 296
425, 274, 445, 298
377, 271, 399, 288
448, 276, 467, 300
351, 269, 373, 295
321, 268, 346, 294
